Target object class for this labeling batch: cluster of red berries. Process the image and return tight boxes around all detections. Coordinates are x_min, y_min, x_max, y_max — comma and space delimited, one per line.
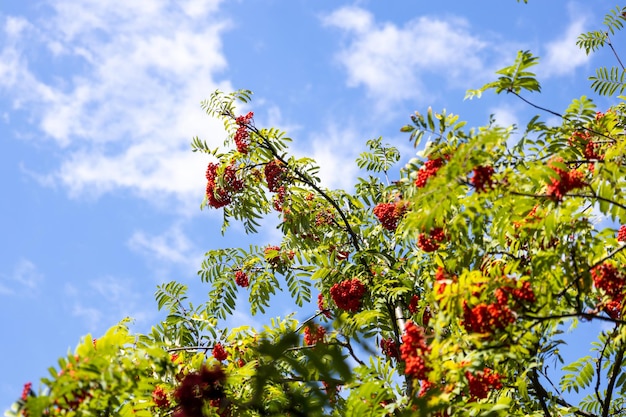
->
304, 325, 326, 346
272, 186, 287, 212
152, 386, 170, 409
592, 262, 625, 319
234, 270, 249, 288
213, 343, 229, 361
462, 300, 515, 334
317, 293, 332, 318
400, 321, 431, 380
234, 111, 254, 154
408, 294, 420, 314
434, 266, 455, 296
205, 163, 244, 208
264, 159, 288, 192
380, 337, 400, 359
21, 382, 31, 401
315, 209, 335, 227
493, 280, 536, 307
418, 379, 434, 398
471, 165, 495, 193
618, 225, 626, 242
545, 158, 586, 201
415, 157, 445, 188
173, 365, 227, 417
373, 201, 408, 231
465, 368, 503, 400
264, 245, 294, 270
569, 131, 602, 162
417, 227, 446, 252
330, 278, 366, 312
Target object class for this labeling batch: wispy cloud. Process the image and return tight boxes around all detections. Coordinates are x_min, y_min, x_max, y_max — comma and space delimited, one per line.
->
322, 7, 494, 107
128, 224, 202, 271
66, 275, 156, 333
540, 9, 590, 78
1, 0, 231, 211
0, 258, 44, 296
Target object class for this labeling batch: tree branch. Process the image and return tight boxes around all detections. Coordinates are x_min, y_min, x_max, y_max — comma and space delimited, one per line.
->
250, 125, 362, 252
602, 343, 625, 417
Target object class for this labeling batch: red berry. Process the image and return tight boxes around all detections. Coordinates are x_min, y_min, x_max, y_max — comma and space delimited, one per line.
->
400, 321, 430, 379
330, 279, 366, 312
235, 270, 249, 288
471, 165, 495, 192
415, 157, 445, 188
152, 386, 170, 409
466, 368, 503, 400
212, 343, 228, 361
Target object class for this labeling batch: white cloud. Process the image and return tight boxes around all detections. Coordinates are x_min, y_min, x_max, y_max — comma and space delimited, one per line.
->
0, 258, 44, 296
489, 105, 520, 130
294, 123, 362, 191
540, 15, 590, 78
322, 7, 491, 106
128, 224, 198, 265
1, 0, 232, 210
69, 275, 157, 332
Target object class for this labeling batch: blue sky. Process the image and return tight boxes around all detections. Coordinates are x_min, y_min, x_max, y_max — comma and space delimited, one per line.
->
0, 0, 620, 411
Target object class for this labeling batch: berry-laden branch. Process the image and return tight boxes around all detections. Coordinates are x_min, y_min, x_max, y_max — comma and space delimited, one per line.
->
247, 123, 362, 252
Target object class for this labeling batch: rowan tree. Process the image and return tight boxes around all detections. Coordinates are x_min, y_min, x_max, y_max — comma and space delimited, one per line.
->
8, 4, 626, 417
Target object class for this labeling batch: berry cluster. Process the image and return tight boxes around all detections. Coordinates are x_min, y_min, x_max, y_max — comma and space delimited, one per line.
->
418, 379, 434, 398
400, 321, 431, 380
592, 262, 625, 319
462, 300, 515, 334
618, 225, 626, 242
569, 130, 602, 162
471, 165, 495, 193
330, 278, 366, 312
465, 368, 503, 400
545, 158, 586, 201
213, 342, 229, 361
264, 245, 294, 271
21, 382, 31, 401
417, 227, 446, 252
494, 280, 536, 305
434, 266, 450, 296
152, 386, 170, 409
303, 325, 326, 346
380, 337, 400, 359
315, 209, 335, 227
173, 365, 227, 417
272, 186, 287, 212
408, 294, 420, 314
415, 157, 445, 188
205, 163, 244, 209
234, 111, 254, 154
373, 201, 409, 231
317, 293, 332, 318
264, 159, 288, 192
234, 270, 249, 288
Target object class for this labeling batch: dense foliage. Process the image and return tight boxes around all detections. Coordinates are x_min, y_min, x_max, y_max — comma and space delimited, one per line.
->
8, 4, 626, 417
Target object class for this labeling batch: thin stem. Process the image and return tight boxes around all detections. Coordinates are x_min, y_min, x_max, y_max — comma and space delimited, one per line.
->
510, 92, 617, 143
250, 125, 362, 252
522, 312, 626, 326
606, 33, 626, 71
590, 244, 626, 270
